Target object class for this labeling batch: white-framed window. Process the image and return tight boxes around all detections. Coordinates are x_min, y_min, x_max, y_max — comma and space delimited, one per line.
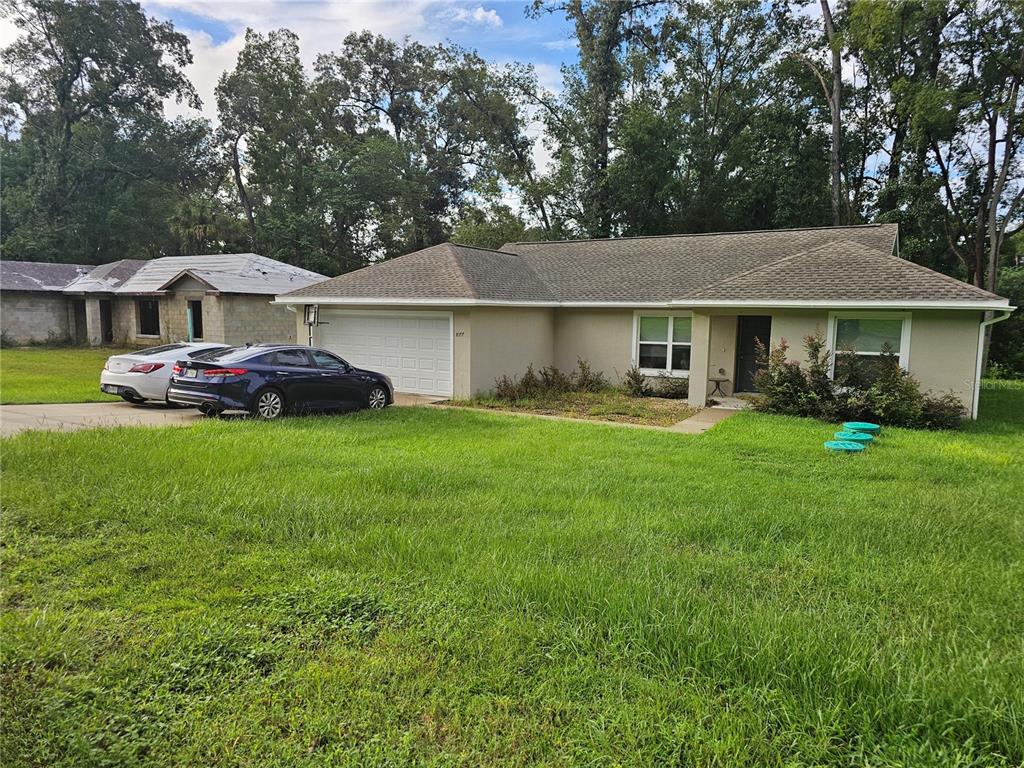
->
634, 313, 692, 376
827, 311, 911, 377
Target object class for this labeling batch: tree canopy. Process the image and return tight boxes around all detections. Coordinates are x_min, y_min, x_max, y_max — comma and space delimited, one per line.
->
2, 0, 1021, 303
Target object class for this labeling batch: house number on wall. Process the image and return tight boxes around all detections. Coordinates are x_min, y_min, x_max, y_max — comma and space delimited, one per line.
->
455, 331, 465, 337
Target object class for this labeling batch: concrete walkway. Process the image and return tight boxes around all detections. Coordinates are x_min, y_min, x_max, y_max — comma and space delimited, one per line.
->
667, 407, 738, 434
0, 393, 442, 437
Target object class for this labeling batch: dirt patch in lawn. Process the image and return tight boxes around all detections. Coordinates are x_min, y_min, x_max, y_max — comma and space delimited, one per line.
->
452, 390, 697, 427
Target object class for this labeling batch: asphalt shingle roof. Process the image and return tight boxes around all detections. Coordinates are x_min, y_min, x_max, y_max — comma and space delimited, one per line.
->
286, 243, 556, 302
0, 261, 92, 292
676, 241, 1002, 302
502, 225, 905, 302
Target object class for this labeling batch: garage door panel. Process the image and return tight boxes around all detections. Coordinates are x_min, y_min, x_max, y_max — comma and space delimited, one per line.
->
318, 310, 452, 397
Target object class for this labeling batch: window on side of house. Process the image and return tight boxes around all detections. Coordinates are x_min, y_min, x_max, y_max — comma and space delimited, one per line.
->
830, 314, 909, 380
188, 300, 203, 339
637, 315, 692, 375
137, 299, 160, 336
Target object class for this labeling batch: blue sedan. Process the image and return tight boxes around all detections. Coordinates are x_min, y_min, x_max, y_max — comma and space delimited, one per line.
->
167, 344, 393, 418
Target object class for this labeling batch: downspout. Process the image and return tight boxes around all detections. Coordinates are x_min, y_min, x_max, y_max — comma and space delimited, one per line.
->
972, 308, 1014, 419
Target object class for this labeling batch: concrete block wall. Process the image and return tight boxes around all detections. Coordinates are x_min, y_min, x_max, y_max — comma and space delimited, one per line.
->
0, 291, 73, 344
219, 295, 297, 345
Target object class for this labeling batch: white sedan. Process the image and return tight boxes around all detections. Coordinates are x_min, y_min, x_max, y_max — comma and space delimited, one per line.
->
101, 343, 229, 404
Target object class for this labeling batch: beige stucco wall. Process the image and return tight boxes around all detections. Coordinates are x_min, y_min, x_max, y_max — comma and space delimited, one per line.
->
453, 310, 471, 397
468, 307, 554, 395
0, 291, 74, 344
552, 308, 634, 381
766, 308, 979, 405
908, 310, 981, 403
708, 314, 738, 394
769, 310, 829, 362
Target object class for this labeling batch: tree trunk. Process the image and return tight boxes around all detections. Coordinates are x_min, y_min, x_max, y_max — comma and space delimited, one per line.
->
231, 136, 257, 248
820, 0, 842, 226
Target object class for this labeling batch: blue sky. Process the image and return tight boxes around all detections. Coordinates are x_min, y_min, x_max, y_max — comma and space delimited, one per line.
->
140, 1, 578, 121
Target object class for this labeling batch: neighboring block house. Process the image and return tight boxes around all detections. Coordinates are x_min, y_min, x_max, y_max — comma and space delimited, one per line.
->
1, 254, 324, 346
274, 224, 1014, 419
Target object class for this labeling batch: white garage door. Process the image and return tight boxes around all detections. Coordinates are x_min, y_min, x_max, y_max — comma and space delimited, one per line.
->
317, 310, 453, 397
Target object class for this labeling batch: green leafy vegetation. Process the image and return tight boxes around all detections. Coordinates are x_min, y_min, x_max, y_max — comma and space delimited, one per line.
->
753, 334, 966, 429
0, 346, 126, 404
2, 383, 1022, 766
3, 1, 1020, 296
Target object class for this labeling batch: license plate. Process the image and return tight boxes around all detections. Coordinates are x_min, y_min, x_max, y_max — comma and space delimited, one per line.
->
101, 384, 120, 394
185, 369, 198, 378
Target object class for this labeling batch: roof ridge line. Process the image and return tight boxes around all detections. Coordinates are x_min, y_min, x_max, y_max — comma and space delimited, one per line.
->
679, 242, 840, 297
448, 241, 520, 256
444, 243, 480, 299
506, 223, 894, 246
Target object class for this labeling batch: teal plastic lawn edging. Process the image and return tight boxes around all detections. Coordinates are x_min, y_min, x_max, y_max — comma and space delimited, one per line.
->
843, 421, 881, 434
834, 431, 874, 443
824, 440, 866, 453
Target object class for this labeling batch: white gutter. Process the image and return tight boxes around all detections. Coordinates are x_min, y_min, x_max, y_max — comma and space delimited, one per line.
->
272, 296, 1013, 311
672, 298, 1013, 310
972, 308, 1016, 419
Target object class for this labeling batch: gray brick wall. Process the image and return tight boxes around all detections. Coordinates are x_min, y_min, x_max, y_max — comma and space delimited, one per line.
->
1, 291, 73, 344
219, 295, 297, 345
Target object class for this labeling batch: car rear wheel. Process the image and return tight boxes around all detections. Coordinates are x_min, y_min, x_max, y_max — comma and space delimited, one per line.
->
120, 393, 144, 405
367, 386, 388, 410
253, 388, 285, 420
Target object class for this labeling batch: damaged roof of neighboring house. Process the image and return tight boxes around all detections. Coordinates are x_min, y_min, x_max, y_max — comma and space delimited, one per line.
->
0, 260, 92, 292
62, 259, 147, 294
63, 254, 325, 296
285, 242, 556, 302
279, 223, 1010, 308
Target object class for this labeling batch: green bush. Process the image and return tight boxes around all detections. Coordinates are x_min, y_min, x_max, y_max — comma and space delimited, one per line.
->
491, 360, 610, 402
621, 365, 651, 397
753, 334, 965, 430
651, 376, 689, 399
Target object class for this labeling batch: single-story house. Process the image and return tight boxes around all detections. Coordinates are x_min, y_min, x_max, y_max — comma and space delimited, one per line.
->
274, 224, 1014, 418
1, 254, 324, 346
0, 261, 93, 344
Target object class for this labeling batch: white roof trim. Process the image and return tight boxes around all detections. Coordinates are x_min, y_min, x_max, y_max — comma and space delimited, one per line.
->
274, 295, 1012, 311
671, 299, 1013, 310
273, 297, 563, 307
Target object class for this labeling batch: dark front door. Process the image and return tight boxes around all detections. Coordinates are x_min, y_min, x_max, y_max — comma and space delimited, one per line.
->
735, 315, 772, 393
99, 300, 113, 344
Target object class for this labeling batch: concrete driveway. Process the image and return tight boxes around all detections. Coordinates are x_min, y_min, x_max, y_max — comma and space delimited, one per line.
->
1, 393, 442, 437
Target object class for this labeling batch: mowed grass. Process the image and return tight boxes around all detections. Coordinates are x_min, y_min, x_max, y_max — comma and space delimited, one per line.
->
1, 383, 1022, 766
0, 346, 129, 404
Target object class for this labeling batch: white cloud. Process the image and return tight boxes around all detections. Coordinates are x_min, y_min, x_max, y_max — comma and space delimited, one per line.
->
542, 39, 575, 51
141, 1, 525, 122
449, 5, 503, 27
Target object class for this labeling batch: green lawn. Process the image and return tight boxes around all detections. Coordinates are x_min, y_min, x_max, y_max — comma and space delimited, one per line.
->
0, 346, 131, 404
2, 383, 1022, 767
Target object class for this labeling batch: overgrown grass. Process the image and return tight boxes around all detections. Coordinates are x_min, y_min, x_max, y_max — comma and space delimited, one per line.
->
0, 346, 130, 404
456, 389, 696, 426
1, 382, 1022, 766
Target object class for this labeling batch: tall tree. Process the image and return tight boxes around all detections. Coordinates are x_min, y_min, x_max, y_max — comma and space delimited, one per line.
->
1, 0, 202, 261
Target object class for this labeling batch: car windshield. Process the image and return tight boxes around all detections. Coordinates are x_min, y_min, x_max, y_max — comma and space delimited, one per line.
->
194, 346, 280, 364
131, 344, 186, 356
187, 346, 229, 359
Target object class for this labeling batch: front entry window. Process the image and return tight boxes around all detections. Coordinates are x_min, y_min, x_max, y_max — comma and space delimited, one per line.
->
637, 315, 692, 375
